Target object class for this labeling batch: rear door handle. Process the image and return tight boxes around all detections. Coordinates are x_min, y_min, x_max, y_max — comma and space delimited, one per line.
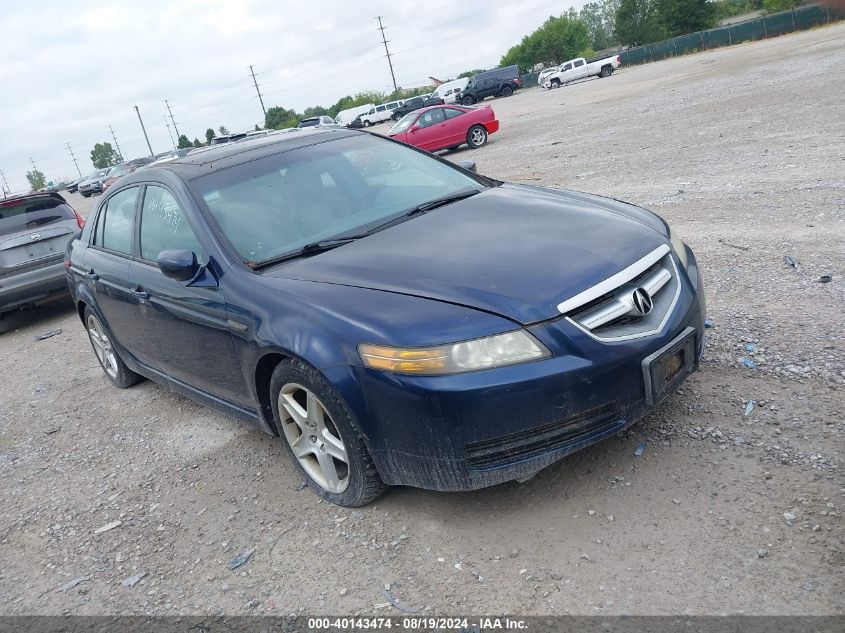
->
130, 288, 149, 301
84, 269, 99, 281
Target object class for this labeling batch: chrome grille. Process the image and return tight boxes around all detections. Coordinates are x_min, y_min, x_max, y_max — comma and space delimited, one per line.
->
558, 245, 680, 341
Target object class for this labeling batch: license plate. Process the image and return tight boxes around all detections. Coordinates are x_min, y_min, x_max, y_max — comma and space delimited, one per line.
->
641, 327, 697, 405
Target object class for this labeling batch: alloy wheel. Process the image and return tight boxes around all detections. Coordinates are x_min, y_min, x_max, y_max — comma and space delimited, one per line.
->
87, 314, 118, 379
278, 383, 350, 493
470, 127, 487, 146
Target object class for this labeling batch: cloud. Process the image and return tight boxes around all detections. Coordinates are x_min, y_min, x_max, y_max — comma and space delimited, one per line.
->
0, 0, 585, 191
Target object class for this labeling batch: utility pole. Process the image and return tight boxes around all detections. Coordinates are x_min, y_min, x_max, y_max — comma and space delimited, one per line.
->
0, 169, 10, 197
30, 157, 38, 172
249, 65, 267, 119
164, 115, 176, 149
107, 124, 123, 159
375, 16, 398, 93
164, 99, 180, 140
65, 143, 82, 177
134, 105, 155, 157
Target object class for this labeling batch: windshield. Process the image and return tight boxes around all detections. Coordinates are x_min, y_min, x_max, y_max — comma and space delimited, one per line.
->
192, 134, 484, 265
108, 165, 131, 177
0, 197, 75, 236
388, 112, 417, 135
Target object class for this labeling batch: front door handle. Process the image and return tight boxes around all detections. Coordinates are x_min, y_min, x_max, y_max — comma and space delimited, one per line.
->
84, 269, 99, 281
130, 288, 150, 301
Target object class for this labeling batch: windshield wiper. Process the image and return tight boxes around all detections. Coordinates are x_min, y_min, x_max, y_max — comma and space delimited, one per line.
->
251, 234, 369, 269
403, 188, 482, 217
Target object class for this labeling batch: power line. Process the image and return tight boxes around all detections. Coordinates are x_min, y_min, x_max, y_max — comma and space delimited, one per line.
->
376, 16, 398, 93
65, 143, 82, 178
108, 124, 124, 159
164, 99, 181, 139
134, 105, 155, 158
249, 65, 267, 118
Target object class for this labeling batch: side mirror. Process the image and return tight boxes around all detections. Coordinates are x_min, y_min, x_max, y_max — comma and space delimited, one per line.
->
158, 250, 199, 282
457, 160, 477, 173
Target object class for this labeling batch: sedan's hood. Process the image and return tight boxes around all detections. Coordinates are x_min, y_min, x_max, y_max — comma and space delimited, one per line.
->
265, 184, 669, 325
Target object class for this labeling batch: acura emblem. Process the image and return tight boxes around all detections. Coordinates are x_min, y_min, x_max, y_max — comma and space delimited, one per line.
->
30, 233, 40, 240
631, 287, 653, 316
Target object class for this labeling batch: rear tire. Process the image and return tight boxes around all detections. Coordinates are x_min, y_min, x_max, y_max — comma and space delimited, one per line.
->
84, 307, 142, 389
270, 358, 387, 507
600, 65, 613, 78
466, 125, 488, 149
500, 85, 513, 97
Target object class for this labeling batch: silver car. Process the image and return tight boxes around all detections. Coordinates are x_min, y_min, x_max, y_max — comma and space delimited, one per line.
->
0, 192, 83, 316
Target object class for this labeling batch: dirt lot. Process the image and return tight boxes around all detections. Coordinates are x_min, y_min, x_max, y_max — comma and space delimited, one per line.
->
1, 24, 843, 616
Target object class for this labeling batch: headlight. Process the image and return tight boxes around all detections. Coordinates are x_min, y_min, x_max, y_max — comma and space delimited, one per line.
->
667, 222, 689, 270
359, 330, 550, 375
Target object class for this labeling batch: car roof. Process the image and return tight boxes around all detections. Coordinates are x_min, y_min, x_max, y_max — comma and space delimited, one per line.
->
119, 128, 362, 182
1, 191, 67, 205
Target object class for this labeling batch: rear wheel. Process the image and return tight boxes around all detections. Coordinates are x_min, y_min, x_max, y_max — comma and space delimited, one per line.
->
81, 192, 90, 197
466, 125, 488, 149
500, 85, 513, 97
270, 358, 387, 507
84, 308, 141, 389
461, 95, 475, 105
600, 65, 613, 78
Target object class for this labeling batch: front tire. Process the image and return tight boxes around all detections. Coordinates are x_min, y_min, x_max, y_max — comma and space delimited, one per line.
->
84, 308, 141, 389
466, 125, 488, 149
550, 79, 561, 89
270, 359, 387, 507
363, 120, 371, 128
461, 95, 475, 105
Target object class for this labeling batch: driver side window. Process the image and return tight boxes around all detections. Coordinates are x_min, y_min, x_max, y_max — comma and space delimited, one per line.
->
139, 186, 204, 262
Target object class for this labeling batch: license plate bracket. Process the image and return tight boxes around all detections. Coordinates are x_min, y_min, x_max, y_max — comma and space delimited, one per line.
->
642, 327, 697, 405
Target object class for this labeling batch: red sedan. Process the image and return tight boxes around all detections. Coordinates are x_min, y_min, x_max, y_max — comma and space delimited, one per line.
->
387, 104, 499, 152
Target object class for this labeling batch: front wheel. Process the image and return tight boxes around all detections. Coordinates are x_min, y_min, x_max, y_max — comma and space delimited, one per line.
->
85, 308, 142, 388
466, 125, 488, 149
461, 95, 475, 105
363, 120, 371, 128
270, 359, 387, 507
550, 79, 561, 89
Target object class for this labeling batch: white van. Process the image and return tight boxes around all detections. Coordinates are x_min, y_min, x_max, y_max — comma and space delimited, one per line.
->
335, 104, 375, 127
434, 78, 469, 104
359, 100, 404, 127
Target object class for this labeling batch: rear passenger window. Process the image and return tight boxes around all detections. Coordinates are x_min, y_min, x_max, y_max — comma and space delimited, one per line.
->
96, 187, 138, 254
139, 186, 204, 262
574, 60, 585, 67
443, 108, 464, 120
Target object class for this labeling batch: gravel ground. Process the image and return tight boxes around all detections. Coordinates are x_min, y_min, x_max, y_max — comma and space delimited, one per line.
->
1, 24, 843, 616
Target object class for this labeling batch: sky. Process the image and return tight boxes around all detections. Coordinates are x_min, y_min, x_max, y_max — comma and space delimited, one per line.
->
0, 0, 586, 192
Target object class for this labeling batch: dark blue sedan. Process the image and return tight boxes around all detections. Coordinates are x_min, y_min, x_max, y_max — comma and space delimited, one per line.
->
66, 129, 705, 506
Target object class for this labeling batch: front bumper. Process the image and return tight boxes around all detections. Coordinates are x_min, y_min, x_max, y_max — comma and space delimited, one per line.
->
338, 250, 705, 491
0, 260, 69, 313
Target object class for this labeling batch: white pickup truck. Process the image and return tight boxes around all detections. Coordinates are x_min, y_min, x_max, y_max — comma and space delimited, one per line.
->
542, 54, 621, 89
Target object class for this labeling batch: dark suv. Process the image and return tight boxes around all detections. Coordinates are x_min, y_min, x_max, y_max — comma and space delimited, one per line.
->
391, 94, 444, 120
460, 65, 522, 105
0, 192, 84, 316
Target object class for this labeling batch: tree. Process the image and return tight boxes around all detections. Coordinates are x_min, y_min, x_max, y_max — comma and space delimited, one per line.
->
177, 134, 192, 149
500, 14, 591, 70
615, 0, 663, 46
265, 106, 299, 130
26, 169, 46, 191
218, 126, 229, 135
303, 105, 330, 118
193, 138, 203, 147
656, 0, 716, 37
762, 0, 800, 12
205, 128, 215, 144
90, 142, 122, 169
458, 68, 488, 78
580, 0, 620, 50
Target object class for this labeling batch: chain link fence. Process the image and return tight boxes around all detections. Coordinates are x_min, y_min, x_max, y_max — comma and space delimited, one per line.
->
618, 3, 842, 67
